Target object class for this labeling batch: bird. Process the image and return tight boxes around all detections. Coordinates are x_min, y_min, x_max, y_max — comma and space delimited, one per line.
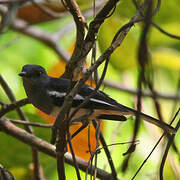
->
19, 64, 175, 135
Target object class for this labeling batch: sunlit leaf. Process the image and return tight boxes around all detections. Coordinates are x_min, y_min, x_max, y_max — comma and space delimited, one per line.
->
152, 48, 180, 70
98, 16, 139, 70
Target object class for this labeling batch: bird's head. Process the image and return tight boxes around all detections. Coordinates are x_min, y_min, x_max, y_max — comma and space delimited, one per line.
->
19, 64, 47, 80
19, 64, 48, 88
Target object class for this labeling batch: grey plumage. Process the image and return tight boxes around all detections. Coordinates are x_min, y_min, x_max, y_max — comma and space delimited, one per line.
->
19, 64, 176, 135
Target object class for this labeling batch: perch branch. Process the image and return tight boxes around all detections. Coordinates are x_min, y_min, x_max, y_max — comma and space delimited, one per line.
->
0, 118, 121, 180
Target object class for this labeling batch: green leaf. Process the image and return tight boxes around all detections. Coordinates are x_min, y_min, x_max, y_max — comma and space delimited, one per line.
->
98, 16, 139, 70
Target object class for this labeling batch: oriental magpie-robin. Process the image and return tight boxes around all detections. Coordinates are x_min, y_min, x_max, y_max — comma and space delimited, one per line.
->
19, 64, 175, 134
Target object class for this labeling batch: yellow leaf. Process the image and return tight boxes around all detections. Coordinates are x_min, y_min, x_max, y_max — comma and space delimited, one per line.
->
153, 48, 180, 70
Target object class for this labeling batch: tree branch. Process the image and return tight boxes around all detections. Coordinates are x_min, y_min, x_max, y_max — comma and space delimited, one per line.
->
0, 118, 121, 180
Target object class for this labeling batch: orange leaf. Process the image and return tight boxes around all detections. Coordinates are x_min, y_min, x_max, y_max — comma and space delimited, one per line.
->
36, 60, 103, 161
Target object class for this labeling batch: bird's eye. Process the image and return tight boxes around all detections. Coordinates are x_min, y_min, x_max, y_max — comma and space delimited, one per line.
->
35, 71, 42, 77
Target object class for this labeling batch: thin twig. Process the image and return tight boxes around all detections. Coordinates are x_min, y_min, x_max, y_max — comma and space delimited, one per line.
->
0, 36, 21, 51
0, 5, 70, 61
132, 108, 179, 180
80, 0, 120, 59
132, 0, 180, 40
53, 2, 87, 177
0, 118, 121, 180
92, 120, 118, 180
32, 0, 66, 18
5, 118, 52, 128
103, 80, 180, 100
159, 108, 180, 180
67, 131, 81, 180
0, 98, 29, 117
151, 21, 180, 40
62, 0, 87, 80
51, 0, 128, 145
56, 126, 67, 180
93, 119, 101, 180
122, 0, 153, 172
169, 78, 180, 157
0, 0, 26, 4
62, 0, 120, 79
0, 75, 44, 180
0, 75, 32, 131
147, 82, 163, 122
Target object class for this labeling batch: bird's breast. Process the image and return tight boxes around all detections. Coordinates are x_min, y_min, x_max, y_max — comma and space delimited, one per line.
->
23, 80, 54, 114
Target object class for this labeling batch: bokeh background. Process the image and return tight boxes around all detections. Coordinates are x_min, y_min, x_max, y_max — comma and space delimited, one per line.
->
0, 0, 179, 179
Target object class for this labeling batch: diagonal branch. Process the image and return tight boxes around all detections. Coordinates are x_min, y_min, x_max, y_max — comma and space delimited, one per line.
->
63, 0, 120, 78
0, 98, 29, 117
0, 118, 121, 180
0, 5, 70, 61
0, 75, 44, 180
103, 80, 180, 100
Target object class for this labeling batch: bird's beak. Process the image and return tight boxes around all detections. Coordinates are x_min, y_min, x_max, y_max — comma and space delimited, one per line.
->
18, 72, 27, 77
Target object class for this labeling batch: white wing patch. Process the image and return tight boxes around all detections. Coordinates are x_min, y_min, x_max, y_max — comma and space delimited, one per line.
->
47, 90, 84, 100
90, 98, 115, 107
47, 90, 66, 98
88, 86, 95, 91
47, 90, 114, 106
74, 94, 84, 100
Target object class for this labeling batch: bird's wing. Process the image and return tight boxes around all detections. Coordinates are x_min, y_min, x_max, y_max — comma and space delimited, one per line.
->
45, 77, 176, 134
45, 77, 128, 111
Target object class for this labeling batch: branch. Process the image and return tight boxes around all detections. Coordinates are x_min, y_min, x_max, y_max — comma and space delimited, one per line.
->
62, 0, 87, 80
92, 120, 117, 179
10, 18, 70, 61
63, 0, 120, 78
151, 21, 180, 40
53, 0, 105, 40
32, 0, 68, 19
0, 118, 121, 180
103, 80, 180, 100
0, 5, 70, 61
53, 2, 87, 177
0, 98, 29, 117
0, 0, 26, 4
80, 0, 119, 58
0, 75, 30, 130
133, 0, 180, 39
0, 75, 44, 179
132, 107, 180, 180
6, 117, 52, 128
159, 108, 180, 180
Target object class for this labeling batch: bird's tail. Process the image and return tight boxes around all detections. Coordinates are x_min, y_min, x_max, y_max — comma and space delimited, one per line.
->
96, 104, 176, 135
116, 105, 176, 135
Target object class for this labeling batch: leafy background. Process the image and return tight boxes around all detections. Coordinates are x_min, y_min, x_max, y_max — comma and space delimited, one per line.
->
0, 0, 179, 179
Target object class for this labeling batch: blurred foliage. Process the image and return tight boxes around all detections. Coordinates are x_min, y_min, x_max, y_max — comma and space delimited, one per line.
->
0, 0, 179, 180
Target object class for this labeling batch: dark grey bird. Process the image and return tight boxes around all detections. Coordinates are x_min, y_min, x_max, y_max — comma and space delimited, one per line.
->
19, 64, 176, 134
